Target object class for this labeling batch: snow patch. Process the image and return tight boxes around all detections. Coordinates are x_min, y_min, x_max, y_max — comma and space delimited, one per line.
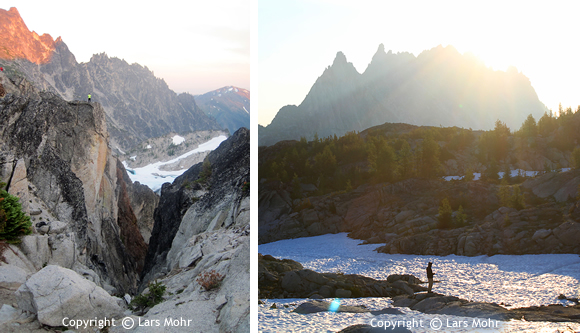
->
259, 233, 580, 332
172, 135, 185, 145
146, 144, 152, 149
124, 135, 227, 191
130, 156, 136, 161
443, 169, 570, 182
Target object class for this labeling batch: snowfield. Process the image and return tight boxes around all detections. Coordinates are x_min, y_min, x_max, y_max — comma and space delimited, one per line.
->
443, 168, 571, 182
259, 233, 580, 332
172, 134, 185, 145
124, 135, 227, 191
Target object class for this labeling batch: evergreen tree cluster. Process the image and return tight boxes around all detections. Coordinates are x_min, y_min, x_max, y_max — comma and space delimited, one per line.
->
259, 126, 474, 196
259, 103, 580, 198
0, 181, 32, 243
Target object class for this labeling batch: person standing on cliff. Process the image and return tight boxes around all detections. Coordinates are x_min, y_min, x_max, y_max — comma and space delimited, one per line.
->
427, 262, 434, 293
88, 94, 91, 102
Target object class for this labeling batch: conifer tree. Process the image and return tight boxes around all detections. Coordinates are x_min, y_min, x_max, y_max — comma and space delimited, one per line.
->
438, 198, 453, 229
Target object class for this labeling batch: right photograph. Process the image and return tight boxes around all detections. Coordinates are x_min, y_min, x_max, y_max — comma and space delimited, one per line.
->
257, 1, 580, 332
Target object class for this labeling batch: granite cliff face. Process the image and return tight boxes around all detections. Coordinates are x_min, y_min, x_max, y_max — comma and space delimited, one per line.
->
143, 128, 250, 280
259, 44, 547, 146
0, 7, 222, 150
131, 127, 250, 332
195, 86, 250, 135
0, 71, 150, 295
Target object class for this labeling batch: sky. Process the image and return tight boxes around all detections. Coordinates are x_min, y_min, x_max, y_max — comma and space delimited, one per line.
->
3, 1, 249, 95
259, 0, 580, 126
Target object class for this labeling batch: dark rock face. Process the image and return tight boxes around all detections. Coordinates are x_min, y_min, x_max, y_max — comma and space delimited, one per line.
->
195, 86, 250, 135
258, 254, 426, 299
115, 160, 147, 274
0, 73, 147, 294
0, 9, 222, 150
259, 44, 546, 146
259, 169, 580, 256
117, 161, 159, 243
142, 127, 250, 282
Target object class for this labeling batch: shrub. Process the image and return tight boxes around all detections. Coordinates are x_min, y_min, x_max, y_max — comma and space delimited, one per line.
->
196, 270, 224, 291
129, 280, 166, 314
463, 167, 474, 182
0, 188, 32, 243
510, 185, 525, 210
242, 181, 250, 193
454, 205, 467, 227
195, 159, 212, 185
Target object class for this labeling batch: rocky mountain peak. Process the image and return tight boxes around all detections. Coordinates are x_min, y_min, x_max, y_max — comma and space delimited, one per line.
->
0, 7, 57, 64
332, 51, 348, 67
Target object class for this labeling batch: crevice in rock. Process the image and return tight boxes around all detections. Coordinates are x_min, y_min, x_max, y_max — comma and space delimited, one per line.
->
4, 158, 18, 192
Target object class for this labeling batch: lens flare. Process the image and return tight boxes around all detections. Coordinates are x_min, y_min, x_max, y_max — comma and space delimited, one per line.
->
328, 298, 341, 312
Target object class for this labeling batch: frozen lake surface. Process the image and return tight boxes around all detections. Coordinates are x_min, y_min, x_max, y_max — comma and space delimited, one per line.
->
259, 233, 580, 332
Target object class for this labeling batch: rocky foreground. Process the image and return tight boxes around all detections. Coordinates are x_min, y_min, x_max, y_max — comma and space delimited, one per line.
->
0, 72, 249, 332
260, 255, 580, 326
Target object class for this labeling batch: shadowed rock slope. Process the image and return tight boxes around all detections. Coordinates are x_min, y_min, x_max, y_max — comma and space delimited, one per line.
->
128, 128, 250, 332
143, 127, 250, 281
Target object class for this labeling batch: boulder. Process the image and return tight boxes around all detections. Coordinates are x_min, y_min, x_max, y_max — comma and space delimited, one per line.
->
19, 235, 51, 270
292, 300, 366, 314
281, 271, 305, 293
391, 280, 415, 296
532, 229, 552, 241
319, 285, 333, 298
335, 289, 352, 298
15, 265, 124, 327
553, 221, 580, 246
0, 265, 28, 291
387, 274, 422, 285
395, 210, 415, 223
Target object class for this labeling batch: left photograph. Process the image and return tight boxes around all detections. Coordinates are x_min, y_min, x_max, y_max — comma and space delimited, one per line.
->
0, 2, 249, 332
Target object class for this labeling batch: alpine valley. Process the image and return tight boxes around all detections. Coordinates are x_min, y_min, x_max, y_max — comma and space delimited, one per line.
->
259, 45, 580, 331
0, 7, 249, 332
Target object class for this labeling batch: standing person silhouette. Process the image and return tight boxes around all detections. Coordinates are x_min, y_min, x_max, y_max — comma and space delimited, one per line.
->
88, 94, 91, 102
427, 262, 434, 293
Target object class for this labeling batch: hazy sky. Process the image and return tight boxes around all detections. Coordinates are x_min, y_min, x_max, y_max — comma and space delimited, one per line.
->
259, 0, 580, 126
4, 1, 249, 95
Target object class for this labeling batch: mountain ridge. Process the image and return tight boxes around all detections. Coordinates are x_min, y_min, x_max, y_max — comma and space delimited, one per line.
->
0, 7, 223, 150
195, 85, 250, 135
259, 44, 547, 146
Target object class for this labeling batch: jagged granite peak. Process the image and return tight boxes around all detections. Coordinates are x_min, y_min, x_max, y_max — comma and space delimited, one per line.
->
142, 127, 250, 283
258, 44, 547, 146
332, 51, 347, 66
0, 72, 150, 294
195, 85, 250, 135
0, 9, 222, 150
0, 7, 57, 64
